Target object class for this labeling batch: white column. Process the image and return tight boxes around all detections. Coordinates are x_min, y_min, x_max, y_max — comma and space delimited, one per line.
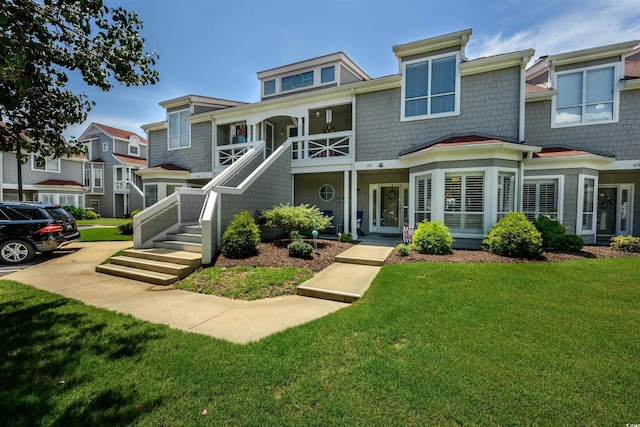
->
351, 170, 358, 239
343, 170, 350, 234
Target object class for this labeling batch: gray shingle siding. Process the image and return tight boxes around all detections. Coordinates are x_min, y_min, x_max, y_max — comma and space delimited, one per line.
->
555, 56, 620, 72
148, 129, 168, 168
400, 46, 461, 63
339, 66, 362, 84
355, 66, 521, 161
147, 122, 211, 173
525, 89, 640, 160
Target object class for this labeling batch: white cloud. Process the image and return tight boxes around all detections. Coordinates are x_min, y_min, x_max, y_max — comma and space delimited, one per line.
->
470, 0, 640, 60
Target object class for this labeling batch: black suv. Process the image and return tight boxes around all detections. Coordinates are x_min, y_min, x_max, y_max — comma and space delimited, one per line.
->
0, 202, 80, 264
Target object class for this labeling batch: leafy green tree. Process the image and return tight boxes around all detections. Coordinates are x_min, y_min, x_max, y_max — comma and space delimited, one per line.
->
0, 0, 159, 162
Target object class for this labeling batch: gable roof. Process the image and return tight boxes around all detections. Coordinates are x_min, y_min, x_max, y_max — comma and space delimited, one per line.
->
80, 122, 147, 143
114, 154, 147, 166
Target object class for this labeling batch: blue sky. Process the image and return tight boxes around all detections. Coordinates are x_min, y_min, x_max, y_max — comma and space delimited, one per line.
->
63, 0, 640, 140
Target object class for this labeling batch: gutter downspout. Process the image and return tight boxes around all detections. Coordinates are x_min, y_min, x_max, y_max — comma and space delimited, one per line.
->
519, 57, 527, 143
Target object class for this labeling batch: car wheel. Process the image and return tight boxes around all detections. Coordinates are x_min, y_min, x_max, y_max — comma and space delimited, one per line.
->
0, 240, 36, 264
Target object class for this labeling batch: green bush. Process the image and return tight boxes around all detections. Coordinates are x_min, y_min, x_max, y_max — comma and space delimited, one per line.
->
289, 230, 304, 241
549, 234, 584, 253
532, 215, 567, 248
411, 221, 452, 255
262, 204, 331, 240
610, 235, 640, 252
339, 232, 353, 243
482, 212, 543, 259
396, 243, 410, 257
117, 221, 133, 235
83, 209, 99, 220
130, 209, 142, 217
221, 211, 261, 259
287, 240, 313, 258
64, 205, 85, 220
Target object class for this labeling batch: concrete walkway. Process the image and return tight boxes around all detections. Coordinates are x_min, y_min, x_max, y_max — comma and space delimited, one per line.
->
5, 237, 396, 344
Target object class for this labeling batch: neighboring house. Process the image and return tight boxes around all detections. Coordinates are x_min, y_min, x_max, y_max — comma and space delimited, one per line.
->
78, 123, 147, 217
136, 29, 640, 265
0, 127, 86, 207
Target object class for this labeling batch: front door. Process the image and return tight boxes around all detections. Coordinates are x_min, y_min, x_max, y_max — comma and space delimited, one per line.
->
369, 183, 408, 234
597, 185, 633, 236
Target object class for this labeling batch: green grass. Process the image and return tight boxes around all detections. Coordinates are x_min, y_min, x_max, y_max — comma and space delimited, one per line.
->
176, 266, 313, 300
1, 258, 639, 425
79, 227, 133, 242
77, 218, 131, 226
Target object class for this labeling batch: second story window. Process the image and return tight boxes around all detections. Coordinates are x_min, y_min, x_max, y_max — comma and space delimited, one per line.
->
402, 53, 459, 120
263, 79, 276, 96
282, 71, 314, 92
554, 66, 616, 126
32, 155, 60, 172
168, 109, 190, 149
321, 66, 335, 83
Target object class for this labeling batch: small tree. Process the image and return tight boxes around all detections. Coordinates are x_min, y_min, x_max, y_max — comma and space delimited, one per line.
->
262, 204, 331, 240
221, 211, 261, 259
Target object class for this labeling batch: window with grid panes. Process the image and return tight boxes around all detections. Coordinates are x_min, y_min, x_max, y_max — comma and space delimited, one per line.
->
522, 180, 558, 220
497, 172, 516, 220
414, 175, 432, 223
582, 178, 595, 231
444, 173, 484, 233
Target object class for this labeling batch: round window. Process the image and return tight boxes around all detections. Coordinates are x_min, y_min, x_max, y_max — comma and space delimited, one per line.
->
319, 184, 335, 202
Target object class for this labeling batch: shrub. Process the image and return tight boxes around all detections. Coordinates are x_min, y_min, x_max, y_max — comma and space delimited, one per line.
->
288, 240, 313, 258
289, 230, 304, 241
221, 211, 261, 259
411, 221, 452, 255
64, 205, 85, 220
262, 204, 331, 240
117, 221, 133, 235
396, 243, 410, 257
482, 212, 543, 259
532, 215, 567, 248
610, 235, 640, 252
339, 232, 353, 243
83, 209, 99, 220
130, 209, 142, 217
549, 234, 584, 253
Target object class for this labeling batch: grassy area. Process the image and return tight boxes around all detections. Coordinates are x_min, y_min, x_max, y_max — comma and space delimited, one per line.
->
1, 258, 639, 425
79, 227, 133, 242
77, 217, 131, 226
176, 266, 313, 300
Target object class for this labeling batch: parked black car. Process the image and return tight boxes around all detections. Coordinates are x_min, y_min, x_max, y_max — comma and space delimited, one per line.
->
0, 202, 80, 264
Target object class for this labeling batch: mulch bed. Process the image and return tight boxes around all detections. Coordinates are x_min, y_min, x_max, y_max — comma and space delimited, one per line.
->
213, 239, 639, 271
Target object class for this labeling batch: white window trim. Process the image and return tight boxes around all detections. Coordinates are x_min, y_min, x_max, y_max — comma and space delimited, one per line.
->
496, 168, 519, 221
93, 168, 103, 189
102, 141, 109, 152
261, 63, 338, 98
167, 108, 191, 151
319, 184, 335, 202
597, 183, 634, 236
409, 172, 433, 227
577, 174, 598, 236
550, 63, 621, 128
522, 175, 565, 221
400, 52, 461, 122
31, 155, 61, 173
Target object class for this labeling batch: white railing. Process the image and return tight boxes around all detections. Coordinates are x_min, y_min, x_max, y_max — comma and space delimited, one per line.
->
216, 141, 262, 168
114, 180, 129, 192
291, 130, 351, 162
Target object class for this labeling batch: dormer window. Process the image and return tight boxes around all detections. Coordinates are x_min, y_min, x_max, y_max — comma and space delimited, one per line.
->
282, 71, 314, 92
128, 135, 140, 156
553, 65, 618, 127
401, 53, 460, 121
321, 66, 335, 83
264, 79, 276, 96
168, 109, 190, 149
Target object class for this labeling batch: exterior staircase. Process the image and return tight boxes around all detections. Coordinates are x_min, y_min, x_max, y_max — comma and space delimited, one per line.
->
96, 224, 203, 285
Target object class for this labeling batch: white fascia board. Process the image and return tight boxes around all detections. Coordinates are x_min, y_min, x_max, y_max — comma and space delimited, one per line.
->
77, 123, 104, 141
622, 78, 640, 91
525, 155, 614, 170
392, 28, 472, 58
188, 172, 213, 180
355, 159, 406, 170
291, 163, 352, 174
188, 75, 401, 125
548, 40, 639, 67
525, 89, 557, 102
460, 49, 535, 76
141, 121, 167, 132
399, 142, 541, 163
136, 170, 190, 180
33, 184, 85, 192
601, 159, 640, 171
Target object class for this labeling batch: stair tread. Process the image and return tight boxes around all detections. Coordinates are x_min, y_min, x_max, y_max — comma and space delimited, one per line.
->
111, 255, 192, 270
124, 247, 202, 260
97, 264, 178, 280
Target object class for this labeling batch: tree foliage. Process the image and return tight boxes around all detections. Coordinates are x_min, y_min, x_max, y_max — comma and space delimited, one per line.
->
0, 0, 159, 160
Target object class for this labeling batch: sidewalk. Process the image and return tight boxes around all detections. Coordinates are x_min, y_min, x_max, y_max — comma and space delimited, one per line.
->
4, 242, 357, 344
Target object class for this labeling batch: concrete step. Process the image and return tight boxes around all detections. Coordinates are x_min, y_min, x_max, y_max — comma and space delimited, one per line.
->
296, 263, 381, 303
122, 248, 202, 268
334, 243, 394, 266
181, 224, 202, 234
96, 264, 180, 286
154, 240, 203, 253
334, 255, 385, 266
109, 255, 194, 277
166, 232, 202, 243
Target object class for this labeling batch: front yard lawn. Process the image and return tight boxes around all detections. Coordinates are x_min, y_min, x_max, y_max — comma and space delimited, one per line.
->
1, 257, 639, 425
79, 227, 133, 242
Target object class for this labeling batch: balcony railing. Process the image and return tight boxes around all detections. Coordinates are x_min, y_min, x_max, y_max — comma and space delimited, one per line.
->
114, 180, 129, 192
291, 131, 351, 165
216, 141, 261, 168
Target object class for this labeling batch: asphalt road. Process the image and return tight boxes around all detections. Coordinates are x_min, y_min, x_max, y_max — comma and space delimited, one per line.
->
0, 248, 79, 278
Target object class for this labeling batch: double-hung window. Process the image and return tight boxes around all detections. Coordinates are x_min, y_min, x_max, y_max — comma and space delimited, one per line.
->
32, 155, 60, 172
402, 53, 459, 120
444, 173, 484, 234
554, 65, 617, 126
168, 110, 190, 149
522, 180, 558, 220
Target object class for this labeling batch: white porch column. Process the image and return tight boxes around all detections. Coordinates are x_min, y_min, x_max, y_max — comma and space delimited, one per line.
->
351, 169, 358, 239
343, 170, 350, 234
